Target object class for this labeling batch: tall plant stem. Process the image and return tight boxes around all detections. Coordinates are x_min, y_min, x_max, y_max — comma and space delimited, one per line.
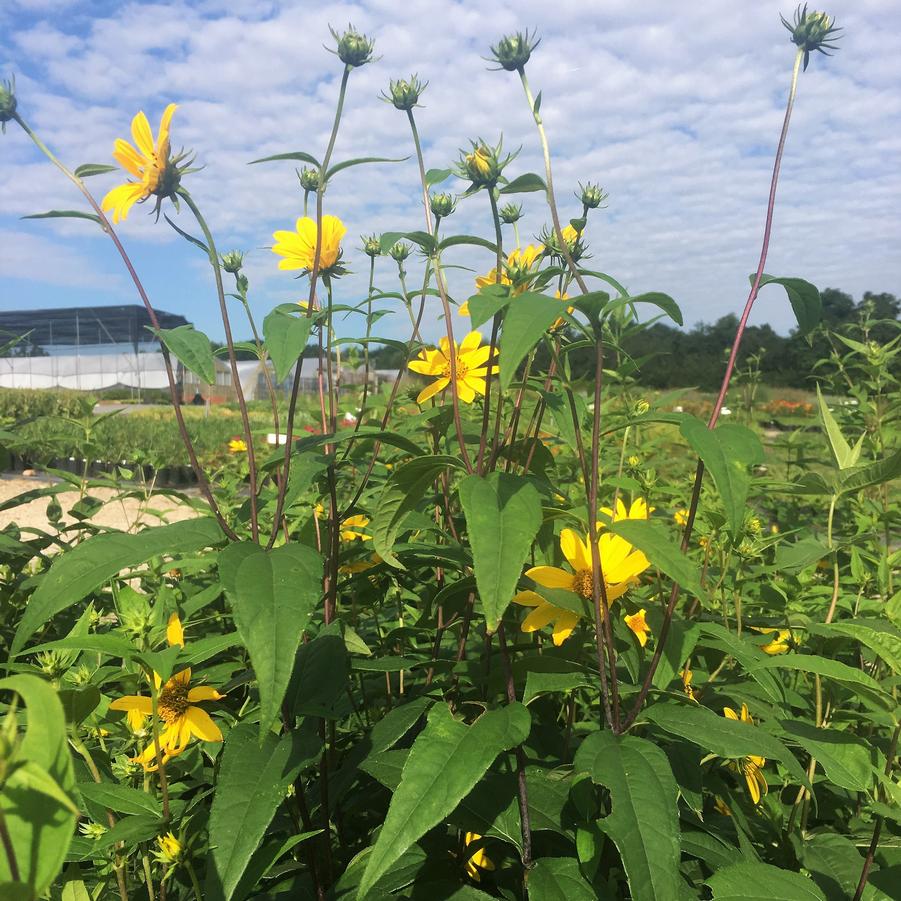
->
0, 808, 20, 883
516, 68, 589, 296
179, 189, 260, 541
406, 108, 474, 473
13, 113, 236, 539
622, 49, 805, 733
267, 64, 351, 548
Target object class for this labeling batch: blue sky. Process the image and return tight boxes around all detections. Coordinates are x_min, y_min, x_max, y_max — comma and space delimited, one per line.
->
2, 0, 900, 345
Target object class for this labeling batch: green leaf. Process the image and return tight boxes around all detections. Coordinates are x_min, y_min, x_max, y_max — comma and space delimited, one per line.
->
607, 519, 708, 603
777, 721, 875, 792
291, 625, 349, 719
527, 857, 596, 900
379, 230, 436, 255
500, 292, 568, 392
523, 671, 592, 705
606, 292, 683, 326
499, 173, 547, 194
643, 702, 809, 788
57, 686, 100, 725
838, 448, 901, 496
77, 782, 162, 818
459, 472, 542, 632
22, 210, 102, 226
426, 167, 452, 186
220, 542, 323, 738
809, 621, 901, 675
326, 155, 407, 180
358, 702, 531, 896
74, 163, 118, 178
573, 731, 681, 901
466, 284, 514, 328
154, 325, 216, 385
248, 150, 321, 166
0, 675, 76, 896
439, 234, 499, 255
371, 455, 463, 569
92, 814, 163, 851
774, 538, 829, 574
802, 832, 879, 901
815, 385, 862, 471
263, 308, 314, 383
206, 723, 321, 901
12, 518, 224, 654
680, 417, 764, 540
756, 275, 822, 338
750, 654, 893, 709
163, 213, 210, 254
707, 861, 827, 900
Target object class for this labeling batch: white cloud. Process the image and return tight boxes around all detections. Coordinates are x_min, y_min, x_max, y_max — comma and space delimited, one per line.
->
1, 0, 899, 343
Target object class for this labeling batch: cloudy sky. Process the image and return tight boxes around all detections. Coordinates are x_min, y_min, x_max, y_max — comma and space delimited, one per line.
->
1, 0, 899, 346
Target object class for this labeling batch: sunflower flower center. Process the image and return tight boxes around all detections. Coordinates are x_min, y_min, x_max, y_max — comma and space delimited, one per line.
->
574, 569, 595, 599
441, 356, 468, 380
158, 679, 191, 723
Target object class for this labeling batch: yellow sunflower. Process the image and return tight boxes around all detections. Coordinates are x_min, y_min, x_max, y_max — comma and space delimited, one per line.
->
624, 608, 651, 647
752, 626, 793, 655
101, 103, 178, 223
459, 244, 543, 316
407, 331, 497, 405
339, 514, 372, 542
597, 497, 654, 529
109, 614, 223, 770
512, 528, 650, 645
674, 508, 690, 527
272, 215, 347, 272
227, 438, 247, 453
723, 703, 768, 804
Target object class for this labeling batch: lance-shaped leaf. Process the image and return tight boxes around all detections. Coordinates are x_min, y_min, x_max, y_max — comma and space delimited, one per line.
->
459, 472, 542, 632
0, 675, 76, 896
499, 292, 568, 392
608, 518, 708, 604
680, 417, 764, 541
372, 455, 463, 568
573, 731, 681, 901
325, 155, 408, 180
248, 150, 321, 167
263, 307, 314, 383
815, 385, 863, 471
13, 518, 224, 654
74, 163, 119, 178
206, 722, 321, 901
755, 274, 822, 338
220, 542, 323, 738
499, 172, 546, 194
707, 861, 827, 900
527, 857, 597, 900
604, 291, 683, 326
426, 167, 452, 185
154, 325, 216, 385
22, 209, 103, 226
358, 703, 531, 896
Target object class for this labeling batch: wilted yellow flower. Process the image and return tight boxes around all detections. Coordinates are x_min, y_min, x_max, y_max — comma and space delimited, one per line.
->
272, 215, 347, 273
462, 832, 495, 882
407, 331, 497, 404
101, 104, 178, 223
513, 528, 649, 645
227, 438, 247, 453
681, 665, 697, 702
109, 614, 223, 771
154, 832, 183, 867
723, 703, 768, 804
624, 608, 651, 647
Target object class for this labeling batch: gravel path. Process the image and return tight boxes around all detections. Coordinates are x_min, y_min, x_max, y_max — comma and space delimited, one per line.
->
0, 473, 198, 534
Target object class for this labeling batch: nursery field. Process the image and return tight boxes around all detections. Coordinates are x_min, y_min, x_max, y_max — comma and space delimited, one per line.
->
1, 9, 900, 901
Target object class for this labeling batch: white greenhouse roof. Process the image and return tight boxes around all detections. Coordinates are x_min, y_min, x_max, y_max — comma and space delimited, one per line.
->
0, 353, 171, 390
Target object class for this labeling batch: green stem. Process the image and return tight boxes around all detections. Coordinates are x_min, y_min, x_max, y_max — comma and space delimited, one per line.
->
179, 188, 260, 542
0, 806, 20, 883
185, 859, 203, 901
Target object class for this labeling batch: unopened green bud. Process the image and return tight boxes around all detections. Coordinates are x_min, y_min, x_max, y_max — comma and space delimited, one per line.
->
79, 821, 109, 841
499, 202, 522, 224
331, 24, 375, 68
0, 76, 16, 132
35, 650, 66, 680
430, 192, 456, 219
221, 250, 244, 274
389, 241, 411, 263
298, 166, 321, 193
781, 6, 841, 69
383, 75, 427, 111
361, 234, 381, 257
489, 30, 540, 71
578, 181, 608, 210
